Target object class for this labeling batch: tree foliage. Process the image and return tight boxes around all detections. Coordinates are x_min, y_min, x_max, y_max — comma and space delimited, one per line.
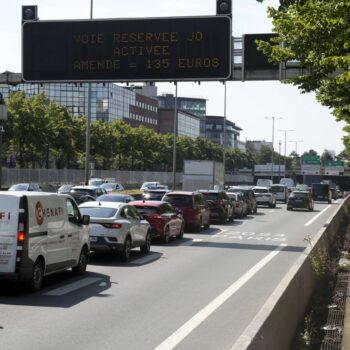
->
256, 0, 350, 157
2, 91, 259, 171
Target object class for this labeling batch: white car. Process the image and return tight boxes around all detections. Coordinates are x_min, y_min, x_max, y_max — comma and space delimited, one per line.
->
140, 181, 161, 191
252, 186, 277, 208
100, 182, 124, 192
79, 201, 151, 261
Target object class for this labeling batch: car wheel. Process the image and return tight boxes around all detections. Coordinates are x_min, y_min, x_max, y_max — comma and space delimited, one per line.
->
178, 224, 184, 239
228, 210, 234, 222
29, 259, 44, 292
121, 236, 132, 261
72, 246, 89, 275
162, 227, 170, 244
140, 231, 151, 254
328, 199, 331, 204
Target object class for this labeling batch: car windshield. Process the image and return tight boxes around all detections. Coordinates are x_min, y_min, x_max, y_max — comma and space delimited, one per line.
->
79, 207, 117, 218
134, 206, 159, 215
9, 184, 29, 191
101, 183, 116, 190
254, 188, 269, 194
201, 192, 219, 201
270, 186, 285, 193
71, 188, 94, 196
290, 192, 308, 199
163, 195, 192, 207
58, 184, 73, 192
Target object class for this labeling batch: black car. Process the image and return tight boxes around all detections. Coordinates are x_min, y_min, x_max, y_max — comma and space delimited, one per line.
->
142, 189, 169, 201
287, 190, 314, 211
312, 183, 332, 203
198, 190, 234, 223
69, 186, 107, 204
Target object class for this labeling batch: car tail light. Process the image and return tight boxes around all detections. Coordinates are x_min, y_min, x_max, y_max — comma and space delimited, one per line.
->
103, 223, 122, 229
235, 202, 240, 208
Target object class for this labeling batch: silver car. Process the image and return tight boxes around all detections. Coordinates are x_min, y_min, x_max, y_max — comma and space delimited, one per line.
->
79, 201, 151, 261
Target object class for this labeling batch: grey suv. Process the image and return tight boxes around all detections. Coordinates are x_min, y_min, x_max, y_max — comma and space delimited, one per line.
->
227, 187, 258, 214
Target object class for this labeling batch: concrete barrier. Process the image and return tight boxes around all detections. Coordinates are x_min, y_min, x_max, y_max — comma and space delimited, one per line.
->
232, 197, 350, 350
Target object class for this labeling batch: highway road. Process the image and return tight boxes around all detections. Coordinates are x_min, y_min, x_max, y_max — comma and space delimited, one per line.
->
0, 199, 343, 350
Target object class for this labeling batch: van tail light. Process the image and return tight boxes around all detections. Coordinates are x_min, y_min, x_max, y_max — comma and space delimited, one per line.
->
17, 223, 25, 243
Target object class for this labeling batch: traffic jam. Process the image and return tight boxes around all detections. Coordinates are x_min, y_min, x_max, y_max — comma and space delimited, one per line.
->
0, 177, 344, 292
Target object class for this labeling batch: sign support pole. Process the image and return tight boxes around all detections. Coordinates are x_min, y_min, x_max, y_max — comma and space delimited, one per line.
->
172, 82, 178, 190
85, 0, 93, 185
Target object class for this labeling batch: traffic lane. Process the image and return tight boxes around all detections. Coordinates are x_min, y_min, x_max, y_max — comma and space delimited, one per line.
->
168, 244, 301, 350
0, 202, 342, 350
0, 229, 299, 349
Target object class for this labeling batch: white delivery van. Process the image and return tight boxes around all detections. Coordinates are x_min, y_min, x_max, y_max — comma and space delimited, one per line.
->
256, 179, 273, 188
0, 192, 90, 291
270, 184, 289, 203
279, 178, 295, 189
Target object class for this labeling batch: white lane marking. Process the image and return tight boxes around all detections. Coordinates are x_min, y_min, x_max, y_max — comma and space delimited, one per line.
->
211, 229, 228, 238
304, 205, 331, 226
268, 210, 274, 213
154, 244, 287, 350
43, 277, 102, 296
182, 239, 203, 247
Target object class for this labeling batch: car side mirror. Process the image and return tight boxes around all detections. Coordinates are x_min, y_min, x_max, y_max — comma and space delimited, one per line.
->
80, 215, 90, 225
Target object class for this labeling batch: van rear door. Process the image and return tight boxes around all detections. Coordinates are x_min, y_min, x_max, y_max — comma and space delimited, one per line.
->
0, 194, 20, 274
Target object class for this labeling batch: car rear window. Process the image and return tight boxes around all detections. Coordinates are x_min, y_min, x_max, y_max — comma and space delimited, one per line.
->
201, 192, 219, 201
134, 206, 159, 215
290, 192, 308, 199
270, 186, 285, 193
254, 188, 269, 194
163, 195, 192, 207
79, 207, 117, 218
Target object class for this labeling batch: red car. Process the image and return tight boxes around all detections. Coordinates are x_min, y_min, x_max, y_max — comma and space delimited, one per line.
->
161, 191, 211, 232
130, 200, 185, 243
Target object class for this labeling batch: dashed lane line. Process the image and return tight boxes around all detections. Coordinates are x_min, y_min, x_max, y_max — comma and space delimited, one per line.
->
154, 243, 287, 350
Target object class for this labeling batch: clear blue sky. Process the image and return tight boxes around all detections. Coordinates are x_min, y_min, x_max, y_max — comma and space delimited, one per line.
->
0, 0, 345, 156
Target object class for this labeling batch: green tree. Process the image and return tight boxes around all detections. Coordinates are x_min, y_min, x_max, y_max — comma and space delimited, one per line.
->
301, 149, 319, 158
256, 0, 350, 122
321, 149, 334, 163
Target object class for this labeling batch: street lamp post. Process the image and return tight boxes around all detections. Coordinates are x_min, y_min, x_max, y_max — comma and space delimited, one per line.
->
265, 116, 282, 182
289, 140, 304, 154
278, 129, 294, 177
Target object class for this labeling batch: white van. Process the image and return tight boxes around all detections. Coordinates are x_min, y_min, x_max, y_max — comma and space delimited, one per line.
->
279, 178, 295, 189
270, 184, 289, 203
0, 192, 90, 291
256, 179, 273, 188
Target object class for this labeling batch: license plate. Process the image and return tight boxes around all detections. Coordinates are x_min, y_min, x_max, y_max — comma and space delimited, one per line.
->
90, 236, 98, 242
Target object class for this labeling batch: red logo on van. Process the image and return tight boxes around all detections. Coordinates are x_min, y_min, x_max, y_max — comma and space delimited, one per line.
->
35, 202, 44, 225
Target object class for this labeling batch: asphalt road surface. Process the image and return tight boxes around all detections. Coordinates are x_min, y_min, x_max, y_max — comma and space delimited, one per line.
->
0, 199, 343, 350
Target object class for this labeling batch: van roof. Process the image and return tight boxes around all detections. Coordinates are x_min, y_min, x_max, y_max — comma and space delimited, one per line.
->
0, 191, 61, 198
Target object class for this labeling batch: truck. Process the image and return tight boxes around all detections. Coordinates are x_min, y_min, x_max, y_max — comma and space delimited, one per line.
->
182, 160, 224, 191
